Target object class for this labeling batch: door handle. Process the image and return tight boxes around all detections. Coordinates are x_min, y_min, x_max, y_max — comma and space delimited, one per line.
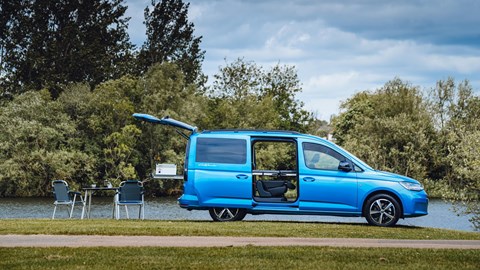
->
236, 174, 249, 180
303, 177, 315, 182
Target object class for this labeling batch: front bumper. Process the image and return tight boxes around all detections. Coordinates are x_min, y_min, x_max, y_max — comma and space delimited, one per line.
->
402, 191, 429, 217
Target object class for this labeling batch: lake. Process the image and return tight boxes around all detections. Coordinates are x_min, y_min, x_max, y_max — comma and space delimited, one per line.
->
0, 197, 476, 232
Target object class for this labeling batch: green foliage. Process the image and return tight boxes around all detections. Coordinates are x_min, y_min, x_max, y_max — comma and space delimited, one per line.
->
57, 76, 142, 186
0, 90, 96, 196
103, 125, 142, 185
0, 0, 133, 96
134, 63, 206, 195
138, 0, 205, 85
254, 141, 297, 171
205, 58, 313, 132
333, 78, 435, 181
334, 77, 480, 229
88, 75, 139, 139
427, 78, 480, 228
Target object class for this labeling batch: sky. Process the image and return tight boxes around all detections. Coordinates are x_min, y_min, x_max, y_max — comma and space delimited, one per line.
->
125, 0, 480, 120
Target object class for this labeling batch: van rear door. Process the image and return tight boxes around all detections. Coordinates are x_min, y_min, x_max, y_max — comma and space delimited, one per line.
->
133, 113, 197, 133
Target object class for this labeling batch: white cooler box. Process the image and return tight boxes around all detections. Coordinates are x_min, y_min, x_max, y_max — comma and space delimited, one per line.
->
155, 163, 177, 176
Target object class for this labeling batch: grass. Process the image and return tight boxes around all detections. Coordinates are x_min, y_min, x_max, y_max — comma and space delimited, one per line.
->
0, 219, 479, 240
1, 219, 478, 269
0, 246, 479, 269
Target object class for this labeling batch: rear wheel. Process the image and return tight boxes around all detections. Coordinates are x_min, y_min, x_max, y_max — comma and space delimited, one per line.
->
364, 194, 401, 227
209, 207, 247, 222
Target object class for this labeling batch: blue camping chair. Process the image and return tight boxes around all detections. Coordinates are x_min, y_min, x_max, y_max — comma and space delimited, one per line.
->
114, 180, 145, 220
51, 180, 85, 219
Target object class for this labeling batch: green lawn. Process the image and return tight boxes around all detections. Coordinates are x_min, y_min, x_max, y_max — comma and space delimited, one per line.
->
0, 219, 478, 240
0, 246, 479, 270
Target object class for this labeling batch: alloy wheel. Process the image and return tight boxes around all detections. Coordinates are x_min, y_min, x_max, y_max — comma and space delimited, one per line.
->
209, 207, 246, 221
369, 198, 396, 225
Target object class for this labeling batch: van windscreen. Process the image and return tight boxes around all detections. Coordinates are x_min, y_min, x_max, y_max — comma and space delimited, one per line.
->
196, 138, 246, 164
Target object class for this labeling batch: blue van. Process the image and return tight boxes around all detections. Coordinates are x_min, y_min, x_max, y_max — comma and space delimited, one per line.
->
134, 113, 428, 227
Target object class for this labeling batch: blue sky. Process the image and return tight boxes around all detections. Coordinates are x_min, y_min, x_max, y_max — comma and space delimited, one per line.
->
125, 0, 480, 120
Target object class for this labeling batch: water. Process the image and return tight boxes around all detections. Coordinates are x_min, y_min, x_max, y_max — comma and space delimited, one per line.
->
0, 197, 476, 232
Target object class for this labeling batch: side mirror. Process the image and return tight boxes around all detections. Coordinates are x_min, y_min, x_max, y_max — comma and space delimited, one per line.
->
338, 161, 352, 172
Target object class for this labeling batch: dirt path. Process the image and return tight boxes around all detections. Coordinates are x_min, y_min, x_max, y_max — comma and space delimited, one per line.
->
1, 235, 479, 249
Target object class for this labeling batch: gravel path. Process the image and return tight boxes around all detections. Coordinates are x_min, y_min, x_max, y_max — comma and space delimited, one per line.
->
1, 235, 479, 249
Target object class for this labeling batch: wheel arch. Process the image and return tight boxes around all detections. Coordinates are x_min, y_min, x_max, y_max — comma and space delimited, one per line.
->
361, 190, 404, 218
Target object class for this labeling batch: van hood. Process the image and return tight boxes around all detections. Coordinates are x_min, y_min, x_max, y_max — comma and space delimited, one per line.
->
370, 170, 420, 184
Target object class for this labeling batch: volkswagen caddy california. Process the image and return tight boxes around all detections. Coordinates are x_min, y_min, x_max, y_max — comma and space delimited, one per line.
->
133, 113, 428, 227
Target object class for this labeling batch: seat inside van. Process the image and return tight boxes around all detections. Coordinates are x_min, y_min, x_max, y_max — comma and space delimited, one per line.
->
252, 140, 298, 203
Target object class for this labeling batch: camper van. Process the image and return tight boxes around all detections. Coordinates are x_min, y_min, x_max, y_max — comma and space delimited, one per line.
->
133, 113, 428, 227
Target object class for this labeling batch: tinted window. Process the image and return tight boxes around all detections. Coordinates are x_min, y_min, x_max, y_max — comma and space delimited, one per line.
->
196, 138, 247, 164
303, 142, 346, 170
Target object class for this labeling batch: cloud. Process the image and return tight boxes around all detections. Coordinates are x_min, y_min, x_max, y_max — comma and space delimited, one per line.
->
125, 0, 480, 120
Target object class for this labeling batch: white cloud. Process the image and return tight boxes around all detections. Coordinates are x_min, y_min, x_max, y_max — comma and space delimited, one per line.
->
125, 0, 480, 121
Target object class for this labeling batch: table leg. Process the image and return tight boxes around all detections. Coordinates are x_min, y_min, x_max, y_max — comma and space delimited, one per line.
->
112, 194, 116, 219
81, 193, 86, 220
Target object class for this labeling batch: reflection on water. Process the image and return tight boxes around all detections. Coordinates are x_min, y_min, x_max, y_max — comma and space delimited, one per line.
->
0, 197, 476, 232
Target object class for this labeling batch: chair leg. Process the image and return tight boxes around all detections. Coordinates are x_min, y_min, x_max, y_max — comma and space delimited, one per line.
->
139, 204, 144, 220
140, 195, 144, 220
52, 204, 57, 219
112, 201, 116, 219
125, 205, 129, 219
113, 194, 118, 219
115, 203, 120, 220
69, 194, 77, 218
65, 205, 71, 217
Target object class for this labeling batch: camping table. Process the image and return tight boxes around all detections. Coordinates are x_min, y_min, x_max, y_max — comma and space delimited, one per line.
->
82, 187, 118, 219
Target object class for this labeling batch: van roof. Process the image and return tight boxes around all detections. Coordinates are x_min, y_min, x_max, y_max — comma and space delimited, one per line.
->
133, 113, 302, 137
201, 129, 301, 135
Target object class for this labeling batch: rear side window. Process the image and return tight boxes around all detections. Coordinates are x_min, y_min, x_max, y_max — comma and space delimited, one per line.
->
196, 138, 247, 164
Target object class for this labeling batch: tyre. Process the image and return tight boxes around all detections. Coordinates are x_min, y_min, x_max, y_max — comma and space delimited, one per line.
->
209, 207, 247, 222
364, 194, 401, 227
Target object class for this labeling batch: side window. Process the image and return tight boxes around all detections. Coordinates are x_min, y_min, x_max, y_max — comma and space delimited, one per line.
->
303, 142, 346, 171
354, 164, 363, 172
196, 138, 247, 164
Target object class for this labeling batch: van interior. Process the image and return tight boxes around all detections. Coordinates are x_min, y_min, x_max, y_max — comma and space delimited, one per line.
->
252, 139, 298, 203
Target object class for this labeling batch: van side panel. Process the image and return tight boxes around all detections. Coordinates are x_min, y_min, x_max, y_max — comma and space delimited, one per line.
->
187, 134, 253, 209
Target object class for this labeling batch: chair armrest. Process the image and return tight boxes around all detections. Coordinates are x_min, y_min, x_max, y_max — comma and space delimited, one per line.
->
69, 191, 82, 196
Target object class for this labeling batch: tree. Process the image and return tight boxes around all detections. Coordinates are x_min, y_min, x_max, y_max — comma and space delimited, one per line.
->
332, 78, 436, 181
206, 58, 313, 132
134, 62, 206, 195
263, 64, 313, 132
428, 78, 480, 228
138, 0, 205, 85
0, 90, 96, 196
104, 124, 142, 185
0, 0, 133, 96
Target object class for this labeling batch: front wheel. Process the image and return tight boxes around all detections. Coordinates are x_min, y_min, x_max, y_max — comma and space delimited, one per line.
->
209, 207, 247, 222
364, 194, 401, 227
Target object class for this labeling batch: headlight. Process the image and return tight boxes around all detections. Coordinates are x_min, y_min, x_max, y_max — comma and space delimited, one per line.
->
399, 181, 424, 191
